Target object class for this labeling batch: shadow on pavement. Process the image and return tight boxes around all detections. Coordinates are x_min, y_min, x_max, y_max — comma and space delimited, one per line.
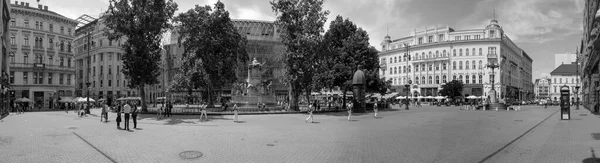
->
234, 121, 246, 123
134, 128, 143, 130
582, 147, 600, 163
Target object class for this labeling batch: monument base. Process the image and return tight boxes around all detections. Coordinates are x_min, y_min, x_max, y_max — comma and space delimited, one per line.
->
488, 90, 497, 104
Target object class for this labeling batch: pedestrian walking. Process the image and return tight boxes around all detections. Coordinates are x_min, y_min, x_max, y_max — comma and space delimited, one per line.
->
233, 103, 239, 122
373, 102, 378, 118
101, 102, 108, 122
347, 102, 353, 121
305, 103, 314, 123
157, 106, 163, 120
116, 104, 122, 129
132, 105, 138, 129
200, 103, 208, 122
123, 102, 131, 130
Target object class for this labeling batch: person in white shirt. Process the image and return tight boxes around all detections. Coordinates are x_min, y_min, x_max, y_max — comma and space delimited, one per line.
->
200, 102, 208, 122
305, 102, 314, 123
101, 102, 108, 122
233, 103, 239, 122
123, 103, 131, 130
373, 100, 379, 118
347, 102, 353, 121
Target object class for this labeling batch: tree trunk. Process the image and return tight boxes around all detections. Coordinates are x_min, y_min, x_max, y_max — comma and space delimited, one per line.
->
207, 85, 214, 108
305, 88, 312, 109
139, 85, 148, 112
288, 85, 300, 111
187, 88, 193, 104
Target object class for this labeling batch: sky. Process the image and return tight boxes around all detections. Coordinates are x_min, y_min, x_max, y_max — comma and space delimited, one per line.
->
38, 0, 585, 81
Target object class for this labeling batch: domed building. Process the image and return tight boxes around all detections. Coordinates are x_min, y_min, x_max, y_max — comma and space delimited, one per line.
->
378, 19, 534, 102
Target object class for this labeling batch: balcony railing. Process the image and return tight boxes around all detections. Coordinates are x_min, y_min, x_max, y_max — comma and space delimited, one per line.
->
10, 62, 75, 71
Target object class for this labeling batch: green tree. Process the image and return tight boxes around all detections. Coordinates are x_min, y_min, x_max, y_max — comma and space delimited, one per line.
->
104, 0, 178, 112
314, 16, 384, 108
439, 80, 464, 100
174, 1, 248, 107
271, 0, 329, 111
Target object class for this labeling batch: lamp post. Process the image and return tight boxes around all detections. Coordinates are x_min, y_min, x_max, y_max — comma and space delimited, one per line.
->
403, 43, 411, 110
85, 29, 94, 114
576, 52, 580, 110
486, 53, 500, 104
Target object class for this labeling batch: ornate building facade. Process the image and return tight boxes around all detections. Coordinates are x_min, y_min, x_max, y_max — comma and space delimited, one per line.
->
534, 77, 551, 101
147, 19, 286, 104
549, 63, 581, 103
378, 19, 534, 101
581, 0, 600, 112
8, 1, 77, 109
73, 15, 135, 105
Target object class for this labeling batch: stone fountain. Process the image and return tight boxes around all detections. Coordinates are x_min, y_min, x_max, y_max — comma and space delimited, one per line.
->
230, 58, 279, 109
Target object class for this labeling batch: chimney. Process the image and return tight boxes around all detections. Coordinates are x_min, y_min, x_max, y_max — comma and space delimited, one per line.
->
38, 4, 42, 9
14, 1, 18, 5
20, 2, 23, 6
25, 2, 29, 7
44, 6, 47, 11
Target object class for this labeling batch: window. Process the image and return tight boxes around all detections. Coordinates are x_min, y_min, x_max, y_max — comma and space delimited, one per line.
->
109, 80, 112, 87
436, 63, 440, 70
472, 60, 476, 69
389, 57, 392, 63
403, 66, 406, 73
453, 75, 457, 81
428, 35, 433, 43
67, 75, 71, 85
48, 56, 53, 65
390, 67, 393, 74
428, 76, 433, 84
49, 24, 53, 32
35, 55, 42, 64
439, 34, 444, 41
443, 63, 447, 70
9, 71, 14, 84
100, 80, 103, 87
68, 28, 71, 36
459, 75, 463, 83
109, 40, 112, 46
489, 30, 495, 38
418, 37, 423, 44
9, 34, 16, 45
48, 73, 52, 84
38, 72, 43, 84
79, 70, 83, 79
466, 75, 470, 84
453, 49, 456, 56
453, 61, 456, 70
59, 41, 64, 51
109, 53, 113, 60
436, 76, 440, 84
443, 75, 447, 83
9, 52, 14, 63
479, 75, 482, 84
415, 65, 419, 72
443, 50, 447, 57
436, 51, 439, 58
93, 67, 96, 76
475, 35, 480, 39
408, 65, 411, 72
23, 53, 28, 64
459, 61, 463, 70
459, 49, 463, 56
10, 19, 15, 26
415, 77, 419, 85
60, 57, 64, 67
60, 26, 64, 34
422, 52, 425, 59
48, 39, 53, 49
455, 36, 461, 40
472, 48, 476, 56
100, 53, 104, 61
394, 57, 397, 63
23, 72, 28, 84
421, 76, 425, 84
465, 35, 470, 40
466, 61, 469, 70
559, 78, 562, 83
572, 78, 574, 83
488, 47, 496, 55
472, 75, 476, 84
422, 64, 425, 71
554, 86, 557, 93
24, 20, 29, 28
117, 80, 120, 87
466, 49, 469, 56
428, 64, 432, 71
68, 58, 71, 67
68, 42, 71, 52
23, 35, 29, 46
93, 81, 96, 87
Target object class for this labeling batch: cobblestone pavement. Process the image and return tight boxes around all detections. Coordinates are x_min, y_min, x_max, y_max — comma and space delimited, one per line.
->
0, 105, 584, 163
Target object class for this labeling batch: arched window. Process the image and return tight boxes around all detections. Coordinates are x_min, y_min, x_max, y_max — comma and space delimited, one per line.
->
443, 75, 447, 83
479, 48, 483, 55
435, 75, 440, 84
403, 66, 406, 73
422, 52, 425, 59
429, 51, 432, 58
60, 41, 64, 51
393, 78, 396, 85
428, 76, 433, 84
479, 60, 483, 69
472, 75, 476, 84
459, 61, 463, 70
466, 75, 470, 84
443, 63, 447, 70
466, 61, 470, 70
436, 51, 439, 58
459, 75, 463, 82
466, 48, 469, 56
415, 76, 419, 84
415, 65, 419, 72
472, 48, 476, 56
453, 61, 456, 70
436, 63, 440, 70
394, 67, 397, 74
428, 64, 432, 71
68, 42, 71, 52
443, 50, 447, 57
453, 49, 456, 56
421, 76, 426, 84
389, 67, 392, 73
472, 60, 476, 69
415, 53, 418, 60
459, 49, 463, 56
453, 75, 457, 81
408, 65, 411, 72
479, 75, 483, 84
422, 64, 426, 71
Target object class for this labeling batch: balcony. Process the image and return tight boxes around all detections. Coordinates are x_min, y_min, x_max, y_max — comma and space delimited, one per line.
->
21, 45, 31, 50
411, 56, 450, 63
10, 62, 75, 72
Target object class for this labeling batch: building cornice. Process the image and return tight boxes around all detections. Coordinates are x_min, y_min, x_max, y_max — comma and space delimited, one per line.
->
10, 5, 78, 27
379, 38, 502, 56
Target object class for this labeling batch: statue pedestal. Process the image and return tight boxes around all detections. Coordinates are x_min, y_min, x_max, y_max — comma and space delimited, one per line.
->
489, 90, 497, 103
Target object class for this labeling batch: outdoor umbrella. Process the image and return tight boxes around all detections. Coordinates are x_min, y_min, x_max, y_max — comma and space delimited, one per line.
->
395, 96, 406, 99
466, 95, 478, 99
15, 97, 33, 103
77, 97, 95, 102
425, 96, 434, 99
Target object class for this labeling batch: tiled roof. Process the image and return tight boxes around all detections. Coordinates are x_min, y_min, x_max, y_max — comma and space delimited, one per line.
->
550, 64, 578, 76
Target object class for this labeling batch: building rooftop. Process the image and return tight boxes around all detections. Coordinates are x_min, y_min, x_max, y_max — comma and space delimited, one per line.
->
550, 63, 578, 76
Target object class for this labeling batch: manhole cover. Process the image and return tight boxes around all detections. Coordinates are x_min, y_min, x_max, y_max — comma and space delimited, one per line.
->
68, 127, 77, 129
581, 114, 588, 116
179, 151, 203, 159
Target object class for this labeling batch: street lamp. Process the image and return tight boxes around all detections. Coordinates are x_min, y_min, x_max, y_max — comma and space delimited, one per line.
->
403, 43, 412, 110
85, 29, 94, 114
576, 52, 580, 110
486, 52, 500, 103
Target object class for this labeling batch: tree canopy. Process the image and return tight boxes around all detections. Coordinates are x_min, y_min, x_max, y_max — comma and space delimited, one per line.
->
439, 80, 464, 99
271, 0, 329, 111
173, 1, 248, 106
104, 0, 178, 111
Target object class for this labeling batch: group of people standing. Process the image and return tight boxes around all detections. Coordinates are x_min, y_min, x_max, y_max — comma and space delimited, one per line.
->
115, 102, 138, 130
305, 99, 380, 123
